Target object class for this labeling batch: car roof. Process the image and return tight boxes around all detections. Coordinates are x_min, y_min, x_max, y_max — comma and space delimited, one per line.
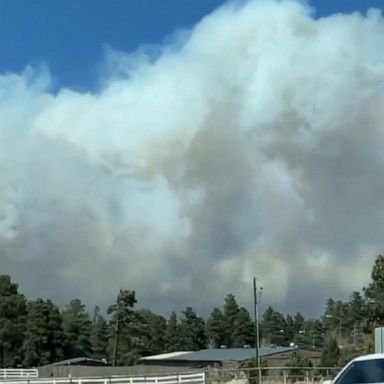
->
353, 354, 384, 362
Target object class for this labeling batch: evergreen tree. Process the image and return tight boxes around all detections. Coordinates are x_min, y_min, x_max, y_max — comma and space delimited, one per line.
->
285, 315, 296, 342
138, 309, 167, 355
232, 307, 254, 347
206, 308, 226, 348
90, 306, 108, 359
323, 299, 348, 343
293, 313, 305, 333
222, 293, 240, 347
365, 254, 384, 325
0, 275, 27, 367
107, 289, 140, 365
62, 299, 92, 358
287, 352, 313, 382
348, 292, 365, 324
179, 307, 206, 350
323, 298, 336, 322
164, 312, 182, 352
261, 307, 287, 345
23, 298, 64, 367
320, 338, 340, 367
344, 292, 366, 348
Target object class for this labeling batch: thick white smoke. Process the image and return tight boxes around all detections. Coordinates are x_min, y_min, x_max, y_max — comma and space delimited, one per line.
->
1, 0, 384, 315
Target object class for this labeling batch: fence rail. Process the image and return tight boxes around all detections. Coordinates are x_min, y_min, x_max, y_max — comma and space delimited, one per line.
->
206, 366, 341, 384
0, 372, 205, 384
0, 371, 38, 380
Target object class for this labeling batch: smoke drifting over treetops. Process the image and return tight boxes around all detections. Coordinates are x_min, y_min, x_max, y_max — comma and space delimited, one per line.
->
1, 0, 384, 315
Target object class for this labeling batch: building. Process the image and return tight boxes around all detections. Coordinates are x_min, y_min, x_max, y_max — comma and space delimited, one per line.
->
139, 347, 322, 369
47, 357, 108, 367
38, 357, 108, 377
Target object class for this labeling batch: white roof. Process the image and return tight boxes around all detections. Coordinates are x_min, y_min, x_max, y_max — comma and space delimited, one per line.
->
353, 354, 384, 362
141, 352, 191, 360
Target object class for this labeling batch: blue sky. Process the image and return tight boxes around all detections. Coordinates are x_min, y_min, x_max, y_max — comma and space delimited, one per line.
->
0, 0, 382, 91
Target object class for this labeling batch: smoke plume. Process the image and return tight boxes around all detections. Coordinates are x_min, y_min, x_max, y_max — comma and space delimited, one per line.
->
2, 0, 384, 315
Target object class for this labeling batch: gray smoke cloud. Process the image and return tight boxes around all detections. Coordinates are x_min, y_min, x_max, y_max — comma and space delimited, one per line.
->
1, 0, 384, 316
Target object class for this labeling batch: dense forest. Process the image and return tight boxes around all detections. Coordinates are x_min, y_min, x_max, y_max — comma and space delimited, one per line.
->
2, 254, 384, 369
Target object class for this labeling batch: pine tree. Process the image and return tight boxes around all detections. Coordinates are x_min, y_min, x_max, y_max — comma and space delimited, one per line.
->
179, 307, 206, 350
107, 289, 141, 365
206, 308, 226, 348
287, 351, 313, 380
365, 254, 384, 325
223, 293, 240, 347
164, 312, 182, 352
62, 299, 92, 358
23, 298, 65, 367
90, 306, 108, 359
138, 309, 167, 355
0, 275, 27, 367
261, 307, 287, 345
232, 307, 254, 347
321, 337, 340, 367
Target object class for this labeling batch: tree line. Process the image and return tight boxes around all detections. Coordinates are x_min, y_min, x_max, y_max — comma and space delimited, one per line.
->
2, 253, 384, 368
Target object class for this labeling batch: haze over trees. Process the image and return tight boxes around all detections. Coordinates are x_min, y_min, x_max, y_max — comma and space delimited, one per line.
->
1, 253, 384, 368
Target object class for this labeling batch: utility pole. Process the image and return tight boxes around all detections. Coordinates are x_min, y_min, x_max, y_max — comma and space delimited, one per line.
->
253, 277, 263, 384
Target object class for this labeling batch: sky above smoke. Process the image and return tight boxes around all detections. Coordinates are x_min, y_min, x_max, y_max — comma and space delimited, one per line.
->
2, 0, 384, 317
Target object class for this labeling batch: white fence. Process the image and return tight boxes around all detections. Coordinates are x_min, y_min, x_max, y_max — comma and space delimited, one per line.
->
0, 370, 38, 380
0, 372, 205, 384
206, 366, 340, 384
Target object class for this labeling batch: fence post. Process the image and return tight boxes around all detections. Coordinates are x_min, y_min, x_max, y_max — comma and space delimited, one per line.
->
283, 370, 287, 384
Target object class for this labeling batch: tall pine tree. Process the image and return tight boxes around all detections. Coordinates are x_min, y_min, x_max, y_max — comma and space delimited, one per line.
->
0, 275, 27, 367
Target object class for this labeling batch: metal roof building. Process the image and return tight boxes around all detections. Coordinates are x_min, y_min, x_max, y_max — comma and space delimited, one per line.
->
141, 347, 296, 364
139, 346, 323, 369
48, 357, 108, 367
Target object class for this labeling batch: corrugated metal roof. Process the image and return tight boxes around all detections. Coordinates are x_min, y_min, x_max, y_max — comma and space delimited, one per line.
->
141, 347, 296, 362
50, 357, 107, 366
142, 351, 192, 360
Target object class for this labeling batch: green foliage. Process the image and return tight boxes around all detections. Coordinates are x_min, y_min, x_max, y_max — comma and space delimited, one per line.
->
365, 254, 384, 326
338, 345, 360, 367
223, 293, 240, 347
207, 295, 253, 349
3, 251, 384, 368
320, 338, 340, 367
241, 357, 268, 384
206, 308, 226, 348
90, 306, 108, 359
286, 352, 313, 381
362, 334, 374, 354
23, 299, 64, 367
179, 307, 206, 350
0, 275, 27, 367
164, 312, 182, 352
137, 309, 167, 355
107, 289, 139, 365
62, 299, 92, 358
233, 307, 254, 347
261, 307, 287, 345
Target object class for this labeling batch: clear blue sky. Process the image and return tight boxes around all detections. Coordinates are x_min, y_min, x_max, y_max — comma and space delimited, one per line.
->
0, 0, 382, 90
